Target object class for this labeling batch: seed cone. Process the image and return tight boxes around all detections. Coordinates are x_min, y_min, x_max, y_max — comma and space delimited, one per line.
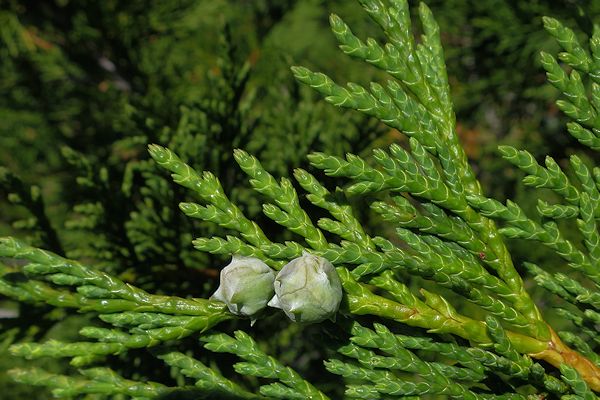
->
268, 253, 342, 323
211, 255, 276, 321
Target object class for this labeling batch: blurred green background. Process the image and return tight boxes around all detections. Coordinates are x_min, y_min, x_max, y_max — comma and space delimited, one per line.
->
1, 0, 599, 398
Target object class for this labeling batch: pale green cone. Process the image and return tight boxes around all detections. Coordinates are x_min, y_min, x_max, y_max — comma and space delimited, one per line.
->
268, 253, 342, 323
211, 255, 276, 320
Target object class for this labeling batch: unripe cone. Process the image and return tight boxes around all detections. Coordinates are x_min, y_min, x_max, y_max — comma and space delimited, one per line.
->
268, 253, 342, 323
211, 256, 276, 321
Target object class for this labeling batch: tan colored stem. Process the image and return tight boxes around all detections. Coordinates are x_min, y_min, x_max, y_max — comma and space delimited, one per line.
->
530, 324, 600, 391
342, 272, 600, 390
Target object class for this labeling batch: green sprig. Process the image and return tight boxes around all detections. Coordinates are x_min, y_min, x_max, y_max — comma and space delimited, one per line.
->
202, 331, 330, 400
158, 351, 261, 399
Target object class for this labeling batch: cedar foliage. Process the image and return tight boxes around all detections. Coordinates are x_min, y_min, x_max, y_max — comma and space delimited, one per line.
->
2, 0, 600, 399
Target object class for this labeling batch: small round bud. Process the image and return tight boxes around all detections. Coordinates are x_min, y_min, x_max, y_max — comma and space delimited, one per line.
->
268, 253, 342, 323
211, 256, 276, 320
